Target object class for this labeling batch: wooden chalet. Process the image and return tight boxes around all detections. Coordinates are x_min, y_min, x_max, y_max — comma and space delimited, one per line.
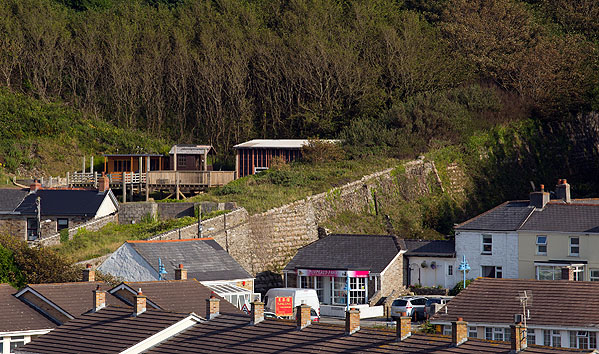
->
234, 139, 306, 178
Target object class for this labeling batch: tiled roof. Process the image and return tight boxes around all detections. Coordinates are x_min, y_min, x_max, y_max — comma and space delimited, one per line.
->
127, 239, 252, 281
283, 234, 403, 274
404, 239, 455, 257
14, 189, 113, 216
457, 199, 599, 233
0, 284, 55, 332
145, 313, 584, 354
456, 201, 533, 231
520, 202, 599, 233
0, 189, 28, 213
24, 282, 120, 317
432, 278, 599, 328
169, 144, 212, 154
16, 307, 190, 354
121, 279, 243, 317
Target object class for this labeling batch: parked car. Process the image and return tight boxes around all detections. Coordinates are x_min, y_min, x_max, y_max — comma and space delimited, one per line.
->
424, 297, 453, 318
390, 297, 427, 321
264, 311, 282, 319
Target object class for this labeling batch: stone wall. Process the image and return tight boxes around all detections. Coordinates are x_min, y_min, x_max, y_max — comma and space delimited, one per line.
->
39, 213, 119, 247
119, 201, 236, 224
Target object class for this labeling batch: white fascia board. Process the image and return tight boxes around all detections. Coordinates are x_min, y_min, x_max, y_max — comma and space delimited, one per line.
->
381, 249, 406, 276
0, 329, 53, 337
431, 321, 599, 332
519, 230, 599, 236
200, 278, 255, 285
14, 287, 73, 320
118, 314, 203, 354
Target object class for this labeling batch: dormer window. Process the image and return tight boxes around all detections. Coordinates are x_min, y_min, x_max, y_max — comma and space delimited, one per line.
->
482, 235, 492, 255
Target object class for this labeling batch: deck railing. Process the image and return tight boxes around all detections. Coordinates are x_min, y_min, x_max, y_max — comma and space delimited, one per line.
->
66, 170, 234, 188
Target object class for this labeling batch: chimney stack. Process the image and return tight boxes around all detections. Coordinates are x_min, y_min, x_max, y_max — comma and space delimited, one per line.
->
206, 294, 220, 319
250, 300, 264, 325
529, 184, 549, 209
510, 319, 527, 352
296, 304, 312, 330
134, 288, 146, 316
97, 173, 110, 193
555, 179, 571, 203
345, 308, 360, 335
561, 266, 574, 281
451, 317, 468, 346
30, 180, 41, 193
83, 264, 95, 282
396, 312, 411, 341
175, 264, 187, 280
93, 285, 106, 312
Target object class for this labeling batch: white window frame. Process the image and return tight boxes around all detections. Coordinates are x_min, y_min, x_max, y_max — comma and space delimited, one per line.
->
443, 325, 452, 336
569, 237, 580, 257
536, 235, 547, 255
544, 329, 562, 347
468, 326, 477, 338
348, 277, 367, 305
569, 331, 596, 350
485, 327, 508, 341
482, 266, 502, 279
590, 269, 599, 281
527, 330, 536, 345
447, 265, 453, 276
481, 234, 492, 255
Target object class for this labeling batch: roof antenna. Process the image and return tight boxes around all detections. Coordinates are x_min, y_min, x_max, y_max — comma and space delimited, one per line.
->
516, 290, 532, 327
158, 257, 167, 280
529, 181, 536, 192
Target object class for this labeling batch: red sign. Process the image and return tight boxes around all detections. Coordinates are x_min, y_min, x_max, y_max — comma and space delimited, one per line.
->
275, 296, 293, 317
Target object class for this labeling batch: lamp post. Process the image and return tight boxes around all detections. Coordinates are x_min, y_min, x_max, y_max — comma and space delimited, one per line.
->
458, 255, 471, 289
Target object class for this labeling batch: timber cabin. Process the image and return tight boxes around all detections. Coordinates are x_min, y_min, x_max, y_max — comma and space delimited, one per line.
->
168, 144, 213, 171
102, 154, 166, 174
234, 139, 307, 178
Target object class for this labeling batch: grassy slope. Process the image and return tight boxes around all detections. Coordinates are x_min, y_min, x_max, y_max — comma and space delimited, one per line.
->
185, 157, 400, 215
0, 88, 170, 177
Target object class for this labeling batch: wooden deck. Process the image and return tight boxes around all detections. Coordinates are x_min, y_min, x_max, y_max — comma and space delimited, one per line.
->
67, 171, 235, 191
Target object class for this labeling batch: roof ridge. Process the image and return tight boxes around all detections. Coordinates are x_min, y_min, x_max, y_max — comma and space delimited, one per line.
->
127, 238, 213, 244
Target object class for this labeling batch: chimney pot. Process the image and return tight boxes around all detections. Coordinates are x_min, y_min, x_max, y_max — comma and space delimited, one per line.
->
451, 318, 468, 346
345, 308, 360, 335
134, 288, 146, 316
297, 304, 312, 330
206, 296, 220, 319
175, 264, 187, 280
83, 266, 95, 282
93, 286, 106, 312
251, 301, 265, 325
30, 180, 42, 193
396, 313, 411, 341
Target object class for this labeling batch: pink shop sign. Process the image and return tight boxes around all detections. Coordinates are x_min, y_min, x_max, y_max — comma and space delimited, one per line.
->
297, 269, 370, 278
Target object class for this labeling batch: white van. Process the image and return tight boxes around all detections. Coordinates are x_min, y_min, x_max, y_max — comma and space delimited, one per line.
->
264, 288, 320, 321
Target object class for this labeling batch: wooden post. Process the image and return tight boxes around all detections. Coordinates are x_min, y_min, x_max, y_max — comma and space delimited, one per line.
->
138, 156, 143, 195
176, 171, 180, 200
145, 156, 150, 201
104, 156, 107, 173
40, 176, 44, 187
66, 172, 70, 188
90, 156, 94, 174
235, 150, 239, 179
94, 172, 98, 188
173, 145, 177, 171
82, 156, 85, 173
122, 171, 126, 203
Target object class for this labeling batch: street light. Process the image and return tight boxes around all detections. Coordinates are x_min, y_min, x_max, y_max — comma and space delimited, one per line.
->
457, 255, 471, 289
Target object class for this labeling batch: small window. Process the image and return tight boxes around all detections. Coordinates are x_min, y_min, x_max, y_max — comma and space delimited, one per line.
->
482, 266, 502, 279
447, 265, 453, 276
27, 218, 38, 241
9, 336, 26, 352
544, 329, 561, 347
527, 330, 536, 345
570, 237, 580, 256
443, 325, 452, 336
590, 269, 599, 281
468, 326, 477, 338
57, 218, 69, 231
177, 155, 187, 167
536, 235, 547, 255
482, 235, 492, 255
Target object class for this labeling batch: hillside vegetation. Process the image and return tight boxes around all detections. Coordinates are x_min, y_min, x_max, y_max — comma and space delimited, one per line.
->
1, 0, 597, 166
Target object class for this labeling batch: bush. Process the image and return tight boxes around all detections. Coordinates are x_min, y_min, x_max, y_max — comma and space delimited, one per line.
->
0, 245, 26, 288
215, 184, 243, 195
301, 140, 344, 164
449, 278, 473, 296
59, 229, 69, 243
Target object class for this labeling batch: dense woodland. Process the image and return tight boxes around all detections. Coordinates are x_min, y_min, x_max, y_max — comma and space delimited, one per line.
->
1, 0, 598, 162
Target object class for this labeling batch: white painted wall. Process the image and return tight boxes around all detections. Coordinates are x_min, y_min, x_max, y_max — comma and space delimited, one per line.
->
455, 230, 519, 280
98, 243, 158, 281
95, 192, 118, 218
407, 257, 458, 288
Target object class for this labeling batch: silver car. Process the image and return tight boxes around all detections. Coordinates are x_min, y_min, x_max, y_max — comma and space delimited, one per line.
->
390, 297, 427, 321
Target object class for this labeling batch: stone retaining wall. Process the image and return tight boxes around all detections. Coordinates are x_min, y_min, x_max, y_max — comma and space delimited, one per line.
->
119, 201, 236, 224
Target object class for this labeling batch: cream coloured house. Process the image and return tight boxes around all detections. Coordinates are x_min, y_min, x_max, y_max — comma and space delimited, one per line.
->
456, 180, 599, 284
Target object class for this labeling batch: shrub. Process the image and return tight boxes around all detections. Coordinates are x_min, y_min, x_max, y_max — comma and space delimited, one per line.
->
59, 229, 69, 243
449, 279, 473, 296
301, 140, 344, 164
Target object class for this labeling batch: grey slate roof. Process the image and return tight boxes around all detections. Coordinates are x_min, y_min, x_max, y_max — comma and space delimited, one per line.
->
283, 234, 403, 273
457, 199, 599, 233
0, 189, 29, 213
13, 189, 113, 216
456, 201, 533, 231
404, 239, 455, 257
128, 239, 252, 281
520, 203, 599, 233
